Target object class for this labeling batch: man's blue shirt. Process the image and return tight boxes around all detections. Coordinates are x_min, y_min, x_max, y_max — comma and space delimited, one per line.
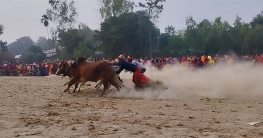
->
114, 60, 137, 74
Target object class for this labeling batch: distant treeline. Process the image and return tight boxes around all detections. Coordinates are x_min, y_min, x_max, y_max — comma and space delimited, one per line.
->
1, 0, 263, 63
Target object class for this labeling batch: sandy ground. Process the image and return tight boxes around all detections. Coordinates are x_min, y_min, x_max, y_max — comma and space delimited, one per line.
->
1, 65, 263, 138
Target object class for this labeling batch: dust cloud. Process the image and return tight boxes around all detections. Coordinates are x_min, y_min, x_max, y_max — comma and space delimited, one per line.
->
108, 63, 263, 101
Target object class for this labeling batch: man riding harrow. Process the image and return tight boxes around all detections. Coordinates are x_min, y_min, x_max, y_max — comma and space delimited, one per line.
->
113, 54, 167, 91
55, 55, 167, 96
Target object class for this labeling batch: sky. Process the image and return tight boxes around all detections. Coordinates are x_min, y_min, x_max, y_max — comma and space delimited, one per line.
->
0, 0, 262, 43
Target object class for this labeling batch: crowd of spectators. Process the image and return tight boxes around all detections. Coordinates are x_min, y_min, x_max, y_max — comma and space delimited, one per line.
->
0, 62, 58, 76
1, 54, 262, 76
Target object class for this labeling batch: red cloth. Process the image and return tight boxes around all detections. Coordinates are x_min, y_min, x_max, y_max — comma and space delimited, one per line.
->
133, 68, 149, 84
258, 56, 263, 64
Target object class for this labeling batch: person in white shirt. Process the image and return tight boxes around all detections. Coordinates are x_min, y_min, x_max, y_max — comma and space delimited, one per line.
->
127, 56, 146, 73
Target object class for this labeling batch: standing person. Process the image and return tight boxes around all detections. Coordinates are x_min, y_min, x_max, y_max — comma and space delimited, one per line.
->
127, 56, 146, 73
114, 54, 149, 89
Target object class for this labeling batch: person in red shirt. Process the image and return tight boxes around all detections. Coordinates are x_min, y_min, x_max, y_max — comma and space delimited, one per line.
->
114, 54, 149, 89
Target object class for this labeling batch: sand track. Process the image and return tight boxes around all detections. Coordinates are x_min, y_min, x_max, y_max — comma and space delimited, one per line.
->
0, 73, 263, 138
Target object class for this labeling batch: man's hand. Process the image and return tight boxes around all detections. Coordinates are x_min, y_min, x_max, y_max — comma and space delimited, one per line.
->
118, 77, 123, 83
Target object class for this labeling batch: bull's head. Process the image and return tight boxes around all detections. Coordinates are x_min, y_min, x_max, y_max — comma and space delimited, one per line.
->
55, 62, 68, 76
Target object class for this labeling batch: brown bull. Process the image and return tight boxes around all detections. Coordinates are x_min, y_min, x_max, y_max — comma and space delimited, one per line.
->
63, 57, 121, 96
56, 60, 107, 92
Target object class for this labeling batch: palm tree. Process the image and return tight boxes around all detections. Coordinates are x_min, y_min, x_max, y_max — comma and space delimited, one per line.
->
0, 41, 8, 52
41, 15, 50, 38
0, 40, 8, 63
41, 15, 51, 61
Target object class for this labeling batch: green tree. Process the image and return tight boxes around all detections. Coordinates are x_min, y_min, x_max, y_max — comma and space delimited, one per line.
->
211, 17, 233, 54
28, 45, 44, 53
0, 25, 7, 53
0, 40, 9, 63
158, 33, 170, 54
137, 11, 152, 57
183, 16, 200, 55
167, 34, 185, 57
96, 11, 159, 58
163, 12, 263, 57
36, 37, 54, 50
165, 25, 175, 35
7, 36, 34, 55
19, 45, 46, 63
231, 16, 249, 54
0, 24, 12, 63
250, 11, 263, 28
0, 24, 3, 35
243, 24, 263, 54
99, 0, 134, 20
57, 48, 68, 60
42, 0, 78, 39
0, 40, 8, 53
73, 41, 93, 58
138, 0, 166, 22
138, 0, 166, 57
41, 15, 49, 28
156, 25, 176, 56
57, 24, 95, 59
